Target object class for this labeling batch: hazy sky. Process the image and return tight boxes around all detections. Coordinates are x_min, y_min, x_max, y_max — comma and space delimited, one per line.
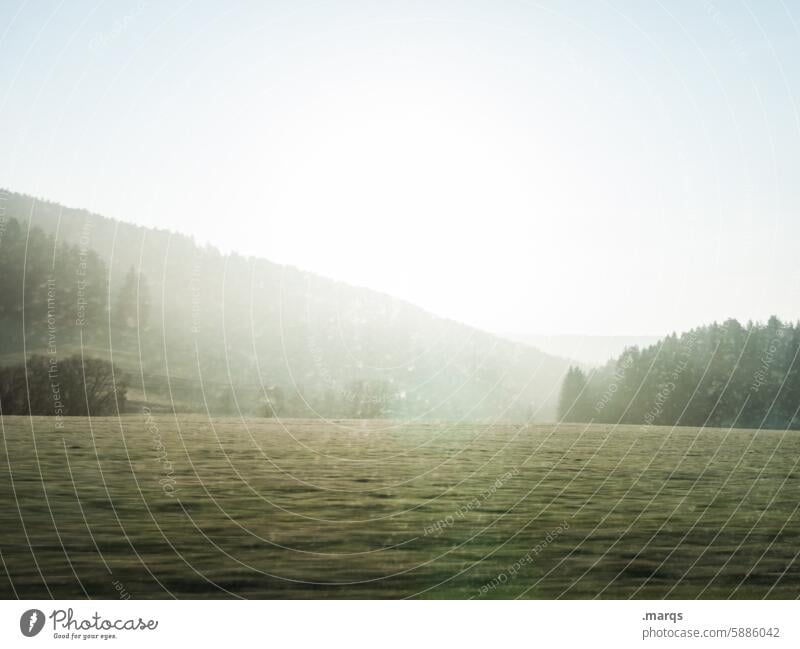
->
2, 1, 799, 336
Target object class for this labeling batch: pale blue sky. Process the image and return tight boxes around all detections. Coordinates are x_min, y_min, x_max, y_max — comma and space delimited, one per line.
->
1, 1, 799, 335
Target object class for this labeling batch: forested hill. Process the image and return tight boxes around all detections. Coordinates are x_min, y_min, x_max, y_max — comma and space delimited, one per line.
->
0, 188, 572, 420
558, 317, 800, 430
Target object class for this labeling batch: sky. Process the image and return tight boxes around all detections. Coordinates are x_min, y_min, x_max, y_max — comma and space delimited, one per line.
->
1, 0, 799, 337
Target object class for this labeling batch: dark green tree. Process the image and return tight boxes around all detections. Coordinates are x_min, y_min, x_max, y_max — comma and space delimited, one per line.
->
558, 366, 590, 422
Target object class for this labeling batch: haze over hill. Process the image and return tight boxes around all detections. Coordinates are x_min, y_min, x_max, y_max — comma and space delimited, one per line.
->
0, 189, 572, 421
503, 333, 663, 367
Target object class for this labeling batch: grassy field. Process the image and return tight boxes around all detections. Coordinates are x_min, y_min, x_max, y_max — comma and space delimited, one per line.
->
1, 415, 798, 599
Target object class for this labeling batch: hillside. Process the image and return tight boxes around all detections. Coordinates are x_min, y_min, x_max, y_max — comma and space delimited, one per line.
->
0, 189, 571, 420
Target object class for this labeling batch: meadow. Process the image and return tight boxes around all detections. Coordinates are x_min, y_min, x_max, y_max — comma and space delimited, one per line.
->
1, 415, 798, 599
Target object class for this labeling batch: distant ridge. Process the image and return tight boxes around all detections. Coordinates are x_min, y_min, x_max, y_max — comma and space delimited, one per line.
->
503, 333, 663, 367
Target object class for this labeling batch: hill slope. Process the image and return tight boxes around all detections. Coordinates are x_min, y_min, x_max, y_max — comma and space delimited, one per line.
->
0, 188, 571, 420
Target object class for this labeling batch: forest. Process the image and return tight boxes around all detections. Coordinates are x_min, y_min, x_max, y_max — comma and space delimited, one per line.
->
0, 189, 571, 420
6, 187, 797, 429
5, 188, 797, 430
558, 317, 800, 430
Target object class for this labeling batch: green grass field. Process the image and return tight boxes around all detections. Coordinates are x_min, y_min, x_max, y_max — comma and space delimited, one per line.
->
1, 415, 798, 599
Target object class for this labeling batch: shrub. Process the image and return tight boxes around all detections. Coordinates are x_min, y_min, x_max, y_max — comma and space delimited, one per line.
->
0, 355, 127, 416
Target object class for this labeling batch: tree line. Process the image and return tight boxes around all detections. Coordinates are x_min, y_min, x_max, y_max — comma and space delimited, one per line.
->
558, 317, 800, 430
